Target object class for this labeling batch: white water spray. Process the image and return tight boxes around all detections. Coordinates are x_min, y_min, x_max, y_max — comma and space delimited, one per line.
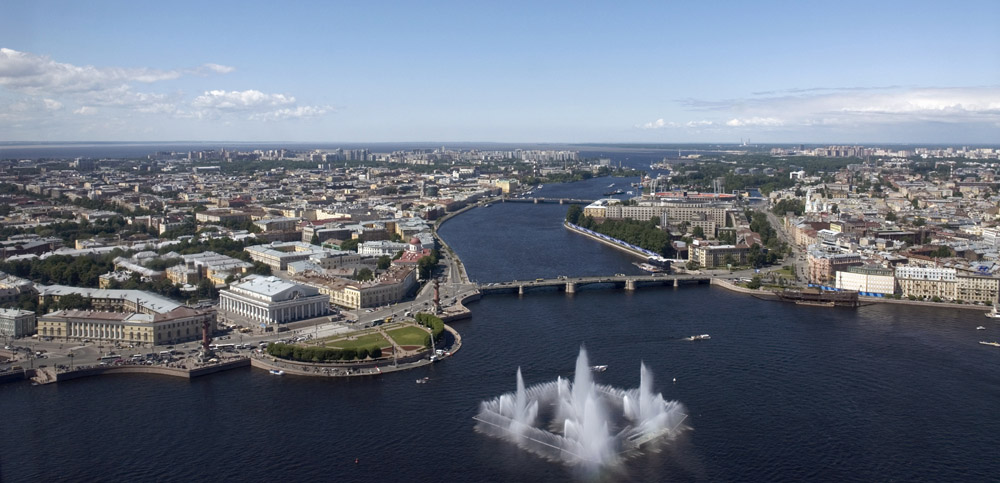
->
474, 346, 687, 466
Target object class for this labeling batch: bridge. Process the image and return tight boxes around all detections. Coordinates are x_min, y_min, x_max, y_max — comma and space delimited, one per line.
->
477, 274, 711, 295
497, 197, 596, 205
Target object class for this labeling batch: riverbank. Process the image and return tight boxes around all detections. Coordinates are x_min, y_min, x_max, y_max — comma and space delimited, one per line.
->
248, 323, 463, 378
563, 221, 651, 260
710, 277, 994, 312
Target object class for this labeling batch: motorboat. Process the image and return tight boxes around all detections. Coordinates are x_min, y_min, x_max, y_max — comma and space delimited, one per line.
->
979, 341, 1000, 347
416, 377, 429, 384
977, 326, 986, 330
986, 305, 1000, 319
590, 365, 608, 372
685, 334, 711, 341
269, 369, 284, 375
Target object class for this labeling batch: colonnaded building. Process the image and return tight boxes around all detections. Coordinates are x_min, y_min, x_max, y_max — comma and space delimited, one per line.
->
34, 285, 215, 345
218, 275, 330, 328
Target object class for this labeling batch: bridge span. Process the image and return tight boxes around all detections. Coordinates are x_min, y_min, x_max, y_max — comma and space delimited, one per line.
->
477, 274, 711, 295
498, 197, 595, 205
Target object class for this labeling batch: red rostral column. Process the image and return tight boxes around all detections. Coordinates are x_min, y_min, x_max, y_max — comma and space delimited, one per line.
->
202, 317, 212, 353
433, 279, 441, 313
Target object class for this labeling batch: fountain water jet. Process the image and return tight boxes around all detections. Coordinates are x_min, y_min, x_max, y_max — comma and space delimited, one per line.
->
474, 346, 688, 466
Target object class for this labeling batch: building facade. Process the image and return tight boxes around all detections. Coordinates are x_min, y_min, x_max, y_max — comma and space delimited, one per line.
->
37, 306, 215, 346
0, 308, 36, 338
894, 266, 957, 300
835, 266, 895, 295
218, 275, 330, 327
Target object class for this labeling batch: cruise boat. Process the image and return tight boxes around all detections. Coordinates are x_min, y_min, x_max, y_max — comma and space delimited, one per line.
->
979, 341, 1000, 347
590, 365, 608, 372
634, 262, 663, 273
269, 369, 284, 376
985, 303, 1000, 319
685, 334, 711, 341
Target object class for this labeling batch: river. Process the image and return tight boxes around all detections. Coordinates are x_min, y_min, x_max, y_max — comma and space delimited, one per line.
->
2, 176, 999, 482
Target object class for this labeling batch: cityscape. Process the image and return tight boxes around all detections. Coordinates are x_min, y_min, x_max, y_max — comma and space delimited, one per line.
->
3, 1, 999, 482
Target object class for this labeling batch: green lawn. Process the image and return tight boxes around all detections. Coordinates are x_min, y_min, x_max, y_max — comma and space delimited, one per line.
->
326, 332, 388, 350
386, 326, 430, 346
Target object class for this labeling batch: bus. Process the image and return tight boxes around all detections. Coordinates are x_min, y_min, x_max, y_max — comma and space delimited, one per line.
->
99, 354, 121, 361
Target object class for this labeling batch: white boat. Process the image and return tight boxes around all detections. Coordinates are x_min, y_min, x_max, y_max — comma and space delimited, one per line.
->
590, 365, 608, 372
986, 306, 1000, 318
979, 341, 1000, 347
685, 334, 711, 341
269, 369, 284, 375
608, 183, 615, 188
416, 377, 429, 384
977, 326, 986, 330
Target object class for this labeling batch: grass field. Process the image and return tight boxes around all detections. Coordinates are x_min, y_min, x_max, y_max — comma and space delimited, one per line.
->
326, 332, 388, 349
386, 326, 429, 346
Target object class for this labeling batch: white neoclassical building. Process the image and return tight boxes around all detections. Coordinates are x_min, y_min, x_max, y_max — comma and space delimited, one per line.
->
218, 275, 329, 327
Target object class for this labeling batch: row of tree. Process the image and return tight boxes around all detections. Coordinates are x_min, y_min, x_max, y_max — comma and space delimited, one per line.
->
567, 206, 671, 257
265, 342, 384, 362
414, 312, 445, 348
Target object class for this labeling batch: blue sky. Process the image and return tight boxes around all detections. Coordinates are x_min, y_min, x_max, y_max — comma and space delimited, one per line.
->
1, 0, 998, 143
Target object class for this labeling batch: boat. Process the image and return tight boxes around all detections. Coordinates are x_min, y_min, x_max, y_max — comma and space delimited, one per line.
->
608, 183, 615, 188
634, 262, 663, 273
685, 334, 710, 341
602, 189, 625, 196
979, 341, 1000, 347
590, 365, 608, 372
773, 288, 861, 307
977, 326, 986, 330
985, 304, 1000, 318
269, 369, 284, 376
536, 184, 543, 189
416, 377, 429, 384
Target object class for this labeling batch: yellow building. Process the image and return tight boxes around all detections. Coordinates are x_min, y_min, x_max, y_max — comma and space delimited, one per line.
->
37, 306, 215, 346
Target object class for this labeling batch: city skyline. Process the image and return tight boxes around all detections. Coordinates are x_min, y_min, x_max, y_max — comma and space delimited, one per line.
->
1, 0, 998, 144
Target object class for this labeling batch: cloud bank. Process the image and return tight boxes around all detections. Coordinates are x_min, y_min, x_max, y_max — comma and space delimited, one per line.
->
640, 86, 1000, 139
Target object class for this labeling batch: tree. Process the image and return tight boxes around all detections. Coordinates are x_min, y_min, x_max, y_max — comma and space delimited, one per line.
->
914, 217, 926, 227
376, 256, 391, 270
885, 211, 898, 222
686, 260, 700, 271
340, 238, 359, 252
355, 268, 374, 281
746, 275, 762, 289
565, 204, 583, 225
691, 226, 705, 239
310, 234, 320, 245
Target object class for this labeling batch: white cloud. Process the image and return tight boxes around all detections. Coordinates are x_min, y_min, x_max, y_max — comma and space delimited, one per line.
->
199, 63, 236, 75
73, 106, 96, 115
192, 89, 296, 110
43, 98, 62, 110
725, 117, 783, 127
641, 86, 1000, 134
248, 105, 330, 121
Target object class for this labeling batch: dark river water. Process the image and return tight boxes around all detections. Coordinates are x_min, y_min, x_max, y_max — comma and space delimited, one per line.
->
3, 176, 999, 482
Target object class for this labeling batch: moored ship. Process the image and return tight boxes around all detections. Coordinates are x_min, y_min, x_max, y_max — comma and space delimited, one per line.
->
773, 287, 861, 307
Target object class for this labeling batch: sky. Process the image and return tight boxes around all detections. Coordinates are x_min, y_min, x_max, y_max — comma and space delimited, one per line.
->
1, 0, 998, 144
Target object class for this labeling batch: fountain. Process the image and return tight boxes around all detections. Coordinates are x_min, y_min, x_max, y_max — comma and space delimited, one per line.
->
474, 346, 687, 467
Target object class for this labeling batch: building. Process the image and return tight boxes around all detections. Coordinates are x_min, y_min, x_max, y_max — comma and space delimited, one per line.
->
295, 265, 417, 310
0, 308, 36, 338
807, 250, 863, 283
955, 274, 999, 304
688, 241, 749, 269
894, 266, 957, 300
835, 266, 895, 296
166, 251, 253, 286
245, 241, 346, 272
0, 272, 35, 304
358, 240, 409, 257
37, 306, 215, 345
218, 275, 329, 327
37, 286, 182, 314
